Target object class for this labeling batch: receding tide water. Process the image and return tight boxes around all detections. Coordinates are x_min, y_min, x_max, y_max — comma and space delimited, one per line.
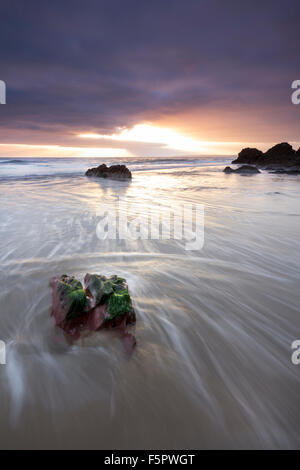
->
0, 156, 300, 449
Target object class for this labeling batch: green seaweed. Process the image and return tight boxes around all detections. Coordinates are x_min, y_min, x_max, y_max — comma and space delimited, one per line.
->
86, 274, 127, 305
66, 288, 88, 320
61, 275, 83, 291
86, 274, 114, 304
58, 277, 88, 320
106, 288, 132, 320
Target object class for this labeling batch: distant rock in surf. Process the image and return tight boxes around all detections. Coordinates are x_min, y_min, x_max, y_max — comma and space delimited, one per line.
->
50, 273, 136, 355
232, 142, 300, 171
224, 165, 260, 174
85, 163, 132, 180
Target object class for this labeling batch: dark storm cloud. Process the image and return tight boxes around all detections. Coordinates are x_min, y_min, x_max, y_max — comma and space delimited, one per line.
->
0, 0, 299, 141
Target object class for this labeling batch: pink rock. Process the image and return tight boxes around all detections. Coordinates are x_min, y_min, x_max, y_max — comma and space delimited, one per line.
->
50, 274, 137, 354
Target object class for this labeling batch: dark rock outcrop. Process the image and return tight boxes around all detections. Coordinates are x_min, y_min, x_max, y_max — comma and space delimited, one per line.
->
264, 142, 295, 159
232, 142, 300, 170
85, 163, 132, 180
50, 273, 136, 354
224, 165, 260, 174
232, 148, 263, 164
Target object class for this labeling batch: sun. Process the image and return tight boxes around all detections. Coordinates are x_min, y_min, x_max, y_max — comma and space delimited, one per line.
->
78, 124, 205, 153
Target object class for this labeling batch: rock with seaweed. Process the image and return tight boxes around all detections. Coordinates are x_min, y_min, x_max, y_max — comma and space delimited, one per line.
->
85, 163, 132, 180
50, 273, 136, 353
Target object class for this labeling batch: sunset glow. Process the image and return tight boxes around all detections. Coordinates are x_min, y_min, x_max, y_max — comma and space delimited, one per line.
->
79, 124, 211, 153
78, 124, 277, 156
79, 124, 248, 155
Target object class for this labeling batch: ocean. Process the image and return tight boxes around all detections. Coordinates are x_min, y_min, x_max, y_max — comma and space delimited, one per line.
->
0, 155, 300, 449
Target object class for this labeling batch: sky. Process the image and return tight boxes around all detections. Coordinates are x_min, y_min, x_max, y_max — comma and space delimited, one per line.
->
0, 0, 299, 158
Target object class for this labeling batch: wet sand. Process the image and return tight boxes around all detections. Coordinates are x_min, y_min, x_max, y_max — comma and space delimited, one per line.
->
1, 157, 300, 449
